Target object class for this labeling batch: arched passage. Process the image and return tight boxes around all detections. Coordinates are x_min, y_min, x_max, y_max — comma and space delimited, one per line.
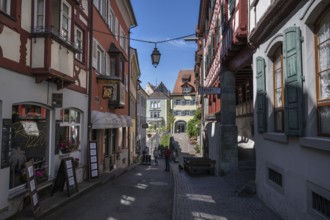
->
175, 120, 186, 133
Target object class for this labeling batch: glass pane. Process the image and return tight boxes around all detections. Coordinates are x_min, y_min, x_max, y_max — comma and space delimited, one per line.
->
59, 126, 80, 153
275, 111, 283, 132
69, 110, 80, 123
275, 69, 282, 89
318, 41, 330, 72
275, 89, 283, 107
10, 105, 48, 188
319, 106, 330, 135
319, 70, 330, 100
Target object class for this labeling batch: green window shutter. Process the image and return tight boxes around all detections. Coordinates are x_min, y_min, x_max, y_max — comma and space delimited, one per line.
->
256, 56, 267, 133
283, 27, 304, 136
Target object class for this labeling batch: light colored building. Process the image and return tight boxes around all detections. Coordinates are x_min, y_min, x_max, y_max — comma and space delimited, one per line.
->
250, 0, 330, 219
129, 47, 139, 163
136, 87, 148, 155
146, 91, 171, 130
0, 0, 89, 212
171, 70, 197, 133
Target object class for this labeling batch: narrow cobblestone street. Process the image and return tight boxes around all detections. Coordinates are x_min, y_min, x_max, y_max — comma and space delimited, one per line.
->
12, 133, 282, 220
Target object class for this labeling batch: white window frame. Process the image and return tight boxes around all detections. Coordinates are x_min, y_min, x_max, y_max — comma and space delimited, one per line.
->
74, 26, 83, 62
120, 27, 127, 54
97, 46, 106, 75
0, 0, 10, 15
60, 0, 71, 41
34, 0, 45, 29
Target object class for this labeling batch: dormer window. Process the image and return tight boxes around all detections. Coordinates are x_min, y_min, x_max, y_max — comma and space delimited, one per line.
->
182, 74, 191, 83
182, 86, 191, 95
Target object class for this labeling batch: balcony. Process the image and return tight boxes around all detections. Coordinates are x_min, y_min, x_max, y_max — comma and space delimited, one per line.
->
30, 26, 81, 88
31, 26, 81, 53
221, 0, 248, 62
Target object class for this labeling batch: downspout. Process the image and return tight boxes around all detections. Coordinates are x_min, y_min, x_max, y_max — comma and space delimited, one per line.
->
87, 0, 93, 180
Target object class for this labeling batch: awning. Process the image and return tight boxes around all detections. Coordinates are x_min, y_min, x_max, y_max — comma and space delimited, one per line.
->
91, 111, 121, 129
118, 115, 132, 127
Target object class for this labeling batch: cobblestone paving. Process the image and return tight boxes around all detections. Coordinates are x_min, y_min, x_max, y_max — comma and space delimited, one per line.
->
171, 133, 281, 220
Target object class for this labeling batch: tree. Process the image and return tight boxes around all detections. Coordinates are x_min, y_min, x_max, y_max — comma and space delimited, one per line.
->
187, 108, 201, 138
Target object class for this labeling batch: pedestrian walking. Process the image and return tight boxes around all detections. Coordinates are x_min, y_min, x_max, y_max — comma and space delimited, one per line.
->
164, 147, 172, 171
153, 147, 159, 166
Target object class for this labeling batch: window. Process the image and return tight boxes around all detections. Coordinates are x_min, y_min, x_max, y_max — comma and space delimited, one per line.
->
97, 46, 106, 74
150, 101, 160, 109
0, 0, 10, 15
120, 27, 127, 54
61, 1, 71, 41
57, 109, 81, 153
150, 111, 160, 118
268, 168, 283, 187
10, 104, 49, 189
109, 9, 116, 33
175, 99, 181, 105
316, 9, 330, 136
273, 46, 284, 132
34, 0, 45, 28
183, 86, 191, 95
74, 27, 83, 62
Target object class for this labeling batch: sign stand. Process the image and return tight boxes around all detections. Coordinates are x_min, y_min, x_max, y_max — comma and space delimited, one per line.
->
51, 157, 78, 197
25, 160, 40, 216
88, 141, 99, 180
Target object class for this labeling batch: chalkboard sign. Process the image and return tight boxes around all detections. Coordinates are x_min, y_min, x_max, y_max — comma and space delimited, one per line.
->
25, 160, 40, 215
88, 141, 99, 179
51, 158, 78, 197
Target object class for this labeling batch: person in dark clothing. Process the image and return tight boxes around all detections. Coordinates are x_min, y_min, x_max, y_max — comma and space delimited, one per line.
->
164, 148, 172, 171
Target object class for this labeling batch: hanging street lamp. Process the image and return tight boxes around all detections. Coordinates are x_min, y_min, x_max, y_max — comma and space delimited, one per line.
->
151, 44, 161, 68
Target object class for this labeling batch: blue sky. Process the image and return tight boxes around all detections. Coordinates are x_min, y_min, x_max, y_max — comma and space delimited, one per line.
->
130, 0, 200, 92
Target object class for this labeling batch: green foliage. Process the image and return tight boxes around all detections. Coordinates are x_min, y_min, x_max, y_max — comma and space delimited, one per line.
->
160, 133, 171, 149
187, 108, 201, 138
194, 144, 201, 154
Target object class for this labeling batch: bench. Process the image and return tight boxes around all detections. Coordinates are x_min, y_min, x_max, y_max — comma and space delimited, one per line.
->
183, 157, 216, 175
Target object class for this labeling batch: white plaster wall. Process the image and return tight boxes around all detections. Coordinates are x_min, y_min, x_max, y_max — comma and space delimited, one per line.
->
77, 68, 87, 88
205, 121, 220, 175
51, 42, 74, 77
0, 27, 20, 62
0, 68, 88, 207
31, 38, 45, 68
252, 1, 330, 219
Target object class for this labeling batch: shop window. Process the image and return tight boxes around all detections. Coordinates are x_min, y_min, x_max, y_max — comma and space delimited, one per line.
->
315, 8, 330, 136
56, 109, 81, 154
9, 104, 49, 189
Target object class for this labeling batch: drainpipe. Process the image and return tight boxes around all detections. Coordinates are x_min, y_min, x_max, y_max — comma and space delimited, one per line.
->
87, 0, 93, 180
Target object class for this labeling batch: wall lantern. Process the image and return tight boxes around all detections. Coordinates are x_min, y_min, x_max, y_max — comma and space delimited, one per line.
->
151, 44, 161, 68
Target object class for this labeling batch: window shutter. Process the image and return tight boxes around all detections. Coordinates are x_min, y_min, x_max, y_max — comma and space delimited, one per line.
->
283, 27, 304, 136
256, 56, 267, 133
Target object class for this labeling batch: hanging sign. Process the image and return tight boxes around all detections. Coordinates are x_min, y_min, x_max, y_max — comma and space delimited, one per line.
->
198, 87, 222, 94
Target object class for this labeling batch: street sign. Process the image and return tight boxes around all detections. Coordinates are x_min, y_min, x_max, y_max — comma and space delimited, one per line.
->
198, 87, 221, 95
